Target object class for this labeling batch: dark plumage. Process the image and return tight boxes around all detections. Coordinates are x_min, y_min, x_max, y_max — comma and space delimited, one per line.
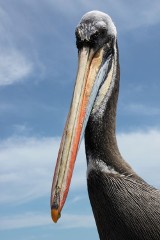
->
88, 171, 160, 239
81, 11, 160, 240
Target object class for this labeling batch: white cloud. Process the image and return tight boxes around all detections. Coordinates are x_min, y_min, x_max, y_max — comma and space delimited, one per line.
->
0, 211, 94, 230
0, 49, 33, 86
117, 129, 160, 186
0, 212, 51, 230
0, 136, 86, 205
0, 137, 58, 204
0, 129, 160, 207
0, 5, 33, 86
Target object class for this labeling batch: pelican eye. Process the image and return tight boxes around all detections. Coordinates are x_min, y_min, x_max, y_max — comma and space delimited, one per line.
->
99, 28, 106, 36
91, 31, 99, 40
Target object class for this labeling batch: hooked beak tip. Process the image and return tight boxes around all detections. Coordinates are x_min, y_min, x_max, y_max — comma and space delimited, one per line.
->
51, 208, 61, 223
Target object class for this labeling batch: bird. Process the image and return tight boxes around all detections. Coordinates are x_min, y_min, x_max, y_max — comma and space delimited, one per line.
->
50, 11, 160, 240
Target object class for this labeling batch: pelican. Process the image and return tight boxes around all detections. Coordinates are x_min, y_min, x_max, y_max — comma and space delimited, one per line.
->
50, 11, 160, 239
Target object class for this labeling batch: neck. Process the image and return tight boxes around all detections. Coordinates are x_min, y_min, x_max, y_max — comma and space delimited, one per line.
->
85, 46, 136, 177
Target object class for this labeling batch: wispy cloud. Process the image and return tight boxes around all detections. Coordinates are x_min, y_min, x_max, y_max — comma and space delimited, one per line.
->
0, 212, 94, 230
0, 6, 33, 86
0, 136, 86, 205
0, 212, 51, 230
0, 49, 33, 86
0, 137, 55, 204
117, 129, 160, 187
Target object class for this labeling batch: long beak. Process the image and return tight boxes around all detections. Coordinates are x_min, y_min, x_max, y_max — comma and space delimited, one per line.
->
51, 46, 109, 223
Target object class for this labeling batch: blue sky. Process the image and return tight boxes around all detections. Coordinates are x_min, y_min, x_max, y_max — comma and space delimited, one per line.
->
0, 1, 160, 239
